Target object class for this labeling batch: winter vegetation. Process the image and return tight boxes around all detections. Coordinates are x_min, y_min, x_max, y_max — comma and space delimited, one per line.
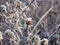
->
0, 0, 60, 45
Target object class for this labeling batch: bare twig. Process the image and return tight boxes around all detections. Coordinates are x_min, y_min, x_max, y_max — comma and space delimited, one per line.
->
48, 26, 58, 39
31, 7, 54, 34
51, 0, 54, 7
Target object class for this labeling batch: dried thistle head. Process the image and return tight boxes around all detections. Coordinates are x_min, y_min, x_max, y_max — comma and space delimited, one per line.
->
13, 29, 20, 44
0, 31, 3, 41
17, 0, 22, 8
4, 29, 15, 40
34, 35, 41, 41
26, 17, 32, 25
41, 38, 49, 45
44, 38, 49, 45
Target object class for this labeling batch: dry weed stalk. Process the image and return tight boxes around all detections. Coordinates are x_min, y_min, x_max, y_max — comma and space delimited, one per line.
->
31, 6, 54, 35
0, 31, 3, 42
0, 31, 3, 45
34, 35, 41, 45
40, 38, 49, 45
27, 36, 31, 45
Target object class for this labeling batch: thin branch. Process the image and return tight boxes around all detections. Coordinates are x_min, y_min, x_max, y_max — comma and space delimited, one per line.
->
31, 30, 40, 41
48, 26, 58, 39
51, 0, 54, 7
31, 7, 54, 34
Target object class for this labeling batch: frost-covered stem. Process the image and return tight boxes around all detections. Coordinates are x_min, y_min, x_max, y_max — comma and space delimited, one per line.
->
27, 37, 31, 45
51, 0, 54, 7
40, 22, 49, 35
14, 0, 17, 9
8, 0, 10, 10
31, 7, 54, 34
30, 30, 40, 41
27, 25, 32, 33
13, 30, 20, 44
